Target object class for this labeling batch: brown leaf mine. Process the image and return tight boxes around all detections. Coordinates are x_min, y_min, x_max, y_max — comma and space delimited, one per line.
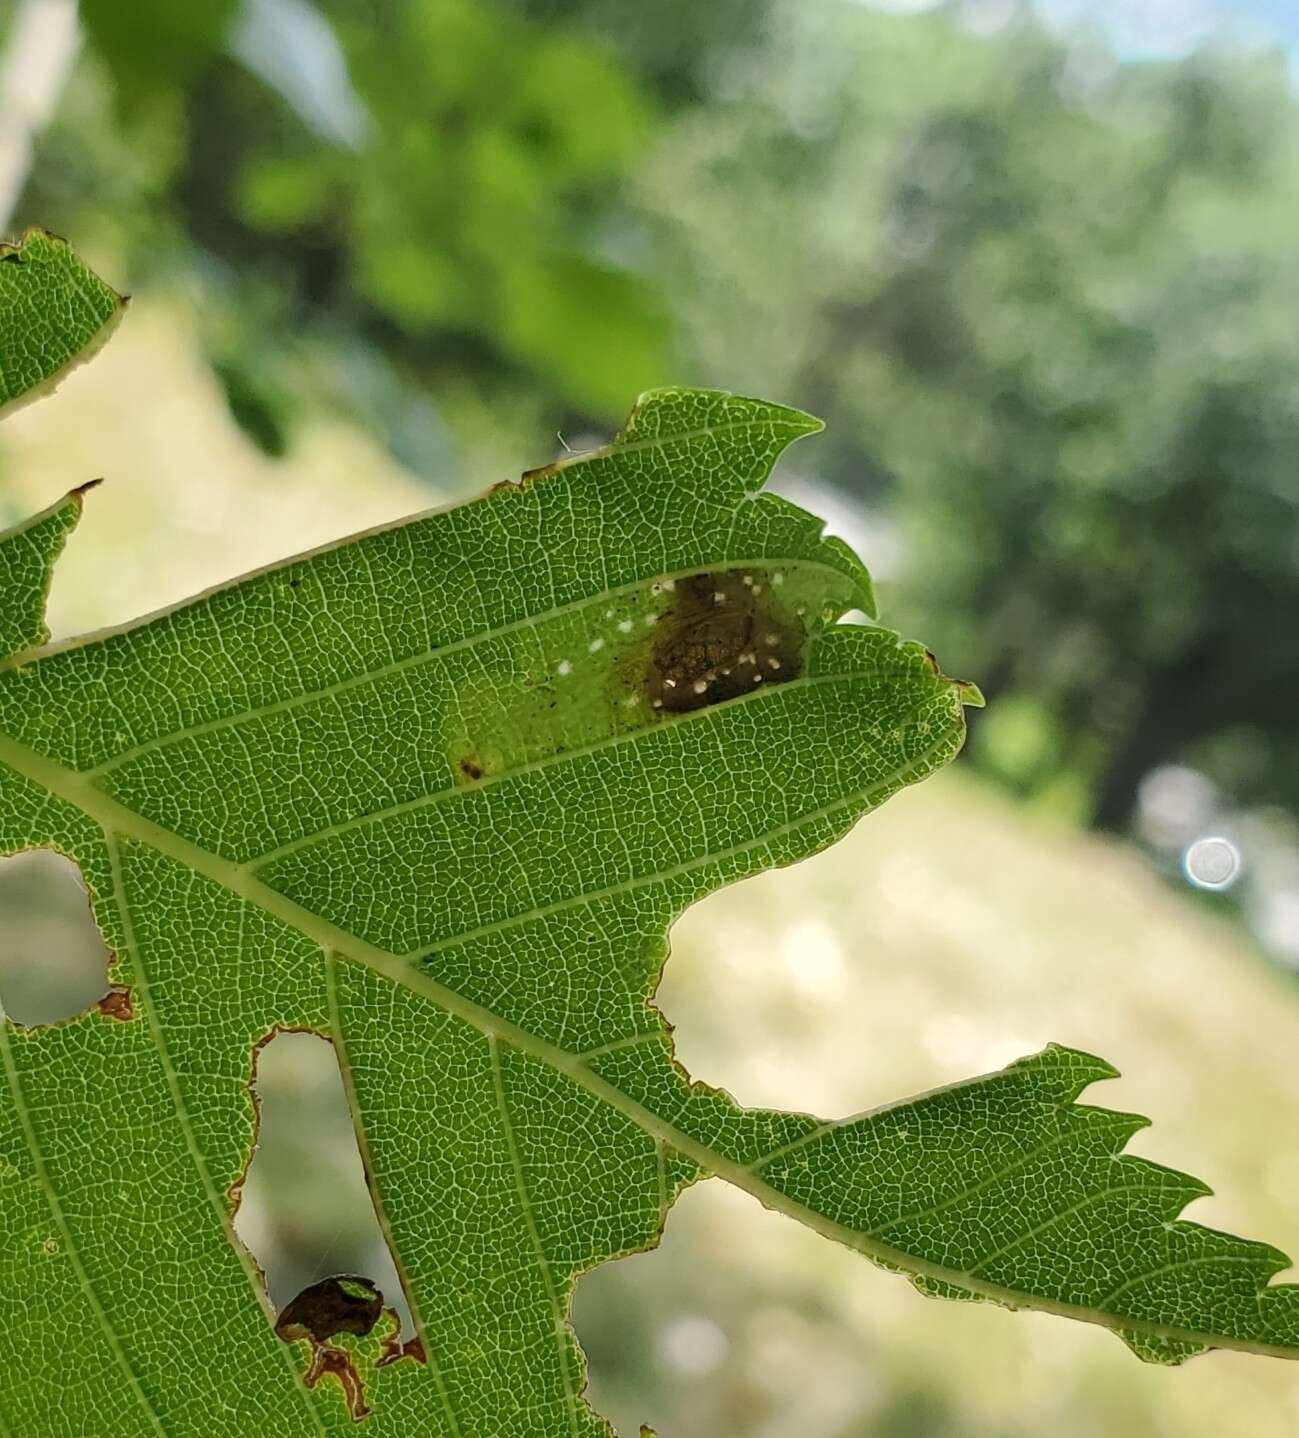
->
304, 1344, 371, 1422
276, 1276, 384, 1422
647, 571, 805, 713
275, 1275, 384, 1347
377, 1322, 427, 1369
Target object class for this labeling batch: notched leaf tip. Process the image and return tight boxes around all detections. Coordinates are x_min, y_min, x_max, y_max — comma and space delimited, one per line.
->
622, 386, 824, 443
917, 646, 983, 708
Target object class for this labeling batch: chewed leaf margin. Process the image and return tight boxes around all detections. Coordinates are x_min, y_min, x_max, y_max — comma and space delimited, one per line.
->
753, 1043, 1299, 1362
0, 482, 99, 660
0, 383, 981, 1435
0, 255, 1296, 1438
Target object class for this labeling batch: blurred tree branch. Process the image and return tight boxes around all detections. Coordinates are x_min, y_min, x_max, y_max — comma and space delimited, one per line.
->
0, 0, 80, 232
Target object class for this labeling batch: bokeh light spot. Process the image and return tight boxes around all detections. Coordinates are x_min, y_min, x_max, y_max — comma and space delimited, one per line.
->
1183, 836, 1241, 892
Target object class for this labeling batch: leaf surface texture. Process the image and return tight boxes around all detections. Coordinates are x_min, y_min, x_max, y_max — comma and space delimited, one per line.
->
0, 230, 124, 417
1, 303, 1296, 1435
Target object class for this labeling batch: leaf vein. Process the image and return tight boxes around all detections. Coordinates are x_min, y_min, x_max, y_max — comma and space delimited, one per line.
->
79, 557, 856, 778
0, 1007, 170, 1435
106, 833, 329, 1435
863, 1119, 1134, 1240
409, 716, 954, 959
246, 665, 925, 871
965, 1182, 1164, 1276
324, 952, 465, 1438
488, 1036, 581, 1438
1098, 1253, 1273, 1311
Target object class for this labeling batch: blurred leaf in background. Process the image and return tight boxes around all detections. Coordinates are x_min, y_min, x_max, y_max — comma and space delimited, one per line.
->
234, 0, 666, 414
79, 0, 240, 106
17, 0, 680, 472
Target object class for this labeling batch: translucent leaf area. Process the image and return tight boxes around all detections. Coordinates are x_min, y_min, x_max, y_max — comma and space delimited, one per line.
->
1, 248, 1296, 1436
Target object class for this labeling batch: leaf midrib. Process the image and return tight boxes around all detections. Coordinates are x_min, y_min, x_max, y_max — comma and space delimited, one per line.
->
2, 725, 1295, 1361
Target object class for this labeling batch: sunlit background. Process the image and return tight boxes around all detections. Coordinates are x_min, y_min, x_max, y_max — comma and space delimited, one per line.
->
2, 0, 1299, 1432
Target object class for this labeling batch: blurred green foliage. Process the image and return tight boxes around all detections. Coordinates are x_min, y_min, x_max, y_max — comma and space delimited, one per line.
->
240, 0, 665, 414
24, 0, 677, 457
644, 5, 1299, 832
11, 0, 1299, 831
79, 0, 240, 104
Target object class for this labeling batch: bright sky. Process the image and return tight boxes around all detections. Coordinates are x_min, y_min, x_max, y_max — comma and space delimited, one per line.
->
863, 0, 1299, 61
1036, 0, 1299, 58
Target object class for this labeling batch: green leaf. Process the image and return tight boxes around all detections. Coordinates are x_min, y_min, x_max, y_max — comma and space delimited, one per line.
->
752, 1045, 1298, 1360
0, 381, 1294, 1437
0, 484, 96, 661
0, 230, 125, 417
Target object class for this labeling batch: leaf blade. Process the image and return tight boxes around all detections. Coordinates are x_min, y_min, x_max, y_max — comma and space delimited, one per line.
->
1, 385, 1294, 1438
0, 230, 125, 418
0, 484, 95, 660
747, 1044, 1299, 1359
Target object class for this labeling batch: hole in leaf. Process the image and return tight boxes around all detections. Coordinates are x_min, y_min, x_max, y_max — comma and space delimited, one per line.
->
276, 1274, 391, 1416
233, 1030, 415, 1342
574, 1181, 747, 1438
0, 850, 113, 1025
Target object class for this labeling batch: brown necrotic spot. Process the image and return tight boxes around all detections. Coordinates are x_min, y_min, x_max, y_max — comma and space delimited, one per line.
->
275, 1275, 384, 1346
377, 1327, 427, 1369
276, 1277, 384, 1422
647, 571, 805, 714
96, 984, 134, 1022
303, 1341, 371, 1422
